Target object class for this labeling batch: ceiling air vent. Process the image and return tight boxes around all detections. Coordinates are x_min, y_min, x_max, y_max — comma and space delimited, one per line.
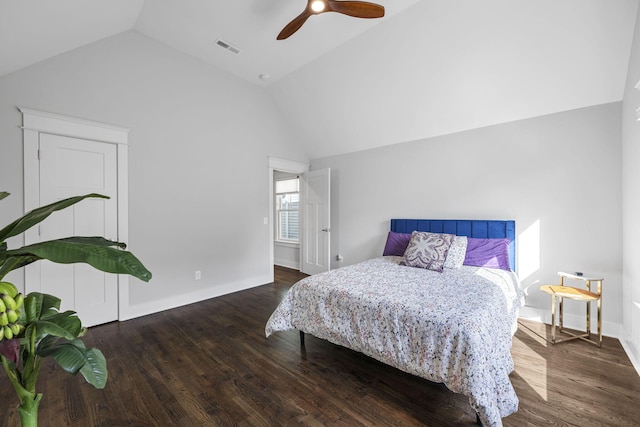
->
215, 39, 240, 55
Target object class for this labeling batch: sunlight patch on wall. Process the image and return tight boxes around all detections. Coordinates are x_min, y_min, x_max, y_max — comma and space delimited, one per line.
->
518, 219, 541, 281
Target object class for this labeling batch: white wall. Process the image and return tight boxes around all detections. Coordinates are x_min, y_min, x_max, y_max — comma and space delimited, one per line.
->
622, 6, 640, 372
274, 243, 300, 270
312, 103, 622, 335
0, 31, 308, 318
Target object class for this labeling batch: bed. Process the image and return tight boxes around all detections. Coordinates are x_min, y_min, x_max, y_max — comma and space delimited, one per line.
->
265, 219, 525, 427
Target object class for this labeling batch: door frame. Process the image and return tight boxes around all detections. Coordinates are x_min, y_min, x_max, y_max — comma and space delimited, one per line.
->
268, 157, 309, 280
19, 107, 132, 321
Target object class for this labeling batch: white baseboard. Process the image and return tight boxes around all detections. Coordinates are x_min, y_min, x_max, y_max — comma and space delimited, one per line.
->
120, 274, 272, 321
519, 305, 639, 376
619, 327, 640, 377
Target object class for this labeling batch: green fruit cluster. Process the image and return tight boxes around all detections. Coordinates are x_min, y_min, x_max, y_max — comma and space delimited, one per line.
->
0, 282, 24, 340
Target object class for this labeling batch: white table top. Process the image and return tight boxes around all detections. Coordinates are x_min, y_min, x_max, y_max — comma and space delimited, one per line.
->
558, 271, 604, 281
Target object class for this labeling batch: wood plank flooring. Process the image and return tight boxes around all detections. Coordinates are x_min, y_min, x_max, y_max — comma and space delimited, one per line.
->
1, 266, 639, 426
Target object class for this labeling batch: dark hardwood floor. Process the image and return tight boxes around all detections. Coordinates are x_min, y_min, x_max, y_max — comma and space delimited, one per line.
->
1, 266, 639, 426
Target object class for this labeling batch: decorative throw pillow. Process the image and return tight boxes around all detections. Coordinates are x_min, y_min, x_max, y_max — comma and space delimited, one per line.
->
400, 231, 455, 272
382, 231, 412, 256
463, 238, 511, 271
443, 235, 468, 269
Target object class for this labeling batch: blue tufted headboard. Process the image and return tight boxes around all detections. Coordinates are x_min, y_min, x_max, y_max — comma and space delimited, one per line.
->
390, 219, 516, 271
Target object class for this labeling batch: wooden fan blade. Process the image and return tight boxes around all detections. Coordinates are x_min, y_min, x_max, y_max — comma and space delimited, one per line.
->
327, 0, 385, 18
277, 11, 312, 40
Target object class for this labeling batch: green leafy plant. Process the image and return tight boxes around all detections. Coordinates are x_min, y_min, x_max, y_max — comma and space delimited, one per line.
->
0, 192, 151, 427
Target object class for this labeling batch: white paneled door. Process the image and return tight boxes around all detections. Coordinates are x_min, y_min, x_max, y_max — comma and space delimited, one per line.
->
300, 168, 330, 275
37, 133, 119, 327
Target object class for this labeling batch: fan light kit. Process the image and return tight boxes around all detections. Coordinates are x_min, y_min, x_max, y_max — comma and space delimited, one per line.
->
277, 0, 385, 40
311, 1, 326, 12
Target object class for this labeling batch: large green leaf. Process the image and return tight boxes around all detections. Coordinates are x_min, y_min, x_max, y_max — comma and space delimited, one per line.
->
34, 334, 61, 353
0, 237, 128, 279
7, 238, 151, 282
40, 339, 108, 388
36, 312, 82, 338
57, 236, 126, 249
79, 348, 108, 389
23, 293, 61, 323
0, 254, 41, 280
0, 193, 108, 242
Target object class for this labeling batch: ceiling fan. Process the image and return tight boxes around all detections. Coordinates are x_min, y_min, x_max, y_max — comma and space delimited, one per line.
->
277, 0, 385, 40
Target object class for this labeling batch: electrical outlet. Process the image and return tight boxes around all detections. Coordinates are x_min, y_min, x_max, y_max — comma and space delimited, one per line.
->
336, 255, 343, 262
195, 270, 201, 280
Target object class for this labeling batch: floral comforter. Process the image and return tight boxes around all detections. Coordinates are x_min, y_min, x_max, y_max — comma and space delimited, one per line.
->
265, 256, 525, 427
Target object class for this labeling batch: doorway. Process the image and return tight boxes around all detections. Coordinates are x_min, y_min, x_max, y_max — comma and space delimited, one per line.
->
268, 157, 308, 279
268, 157, 331, 278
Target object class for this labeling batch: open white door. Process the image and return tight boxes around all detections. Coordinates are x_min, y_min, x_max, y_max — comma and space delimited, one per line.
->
300, 168, 330, 275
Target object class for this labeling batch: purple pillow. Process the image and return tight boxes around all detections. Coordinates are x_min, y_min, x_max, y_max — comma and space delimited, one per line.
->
382, 231, 411, 256
463, 238, 511, 270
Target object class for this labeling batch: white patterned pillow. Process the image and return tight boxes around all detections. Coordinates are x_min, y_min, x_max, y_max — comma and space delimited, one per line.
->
444, 235, 468, 269
400, 231, 455, 272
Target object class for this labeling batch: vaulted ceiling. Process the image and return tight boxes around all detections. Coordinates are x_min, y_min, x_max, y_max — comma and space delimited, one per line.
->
1, 0, 638, 159
0, 0, 419, 84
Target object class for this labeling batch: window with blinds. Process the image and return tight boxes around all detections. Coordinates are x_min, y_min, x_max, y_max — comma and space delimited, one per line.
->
275, 177, 300, 243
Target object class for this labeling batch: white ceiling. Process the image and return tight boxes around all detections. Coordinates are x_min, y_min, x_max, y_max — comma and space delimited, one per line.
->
1, 0, 638, 159
0, 0, 419, 85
